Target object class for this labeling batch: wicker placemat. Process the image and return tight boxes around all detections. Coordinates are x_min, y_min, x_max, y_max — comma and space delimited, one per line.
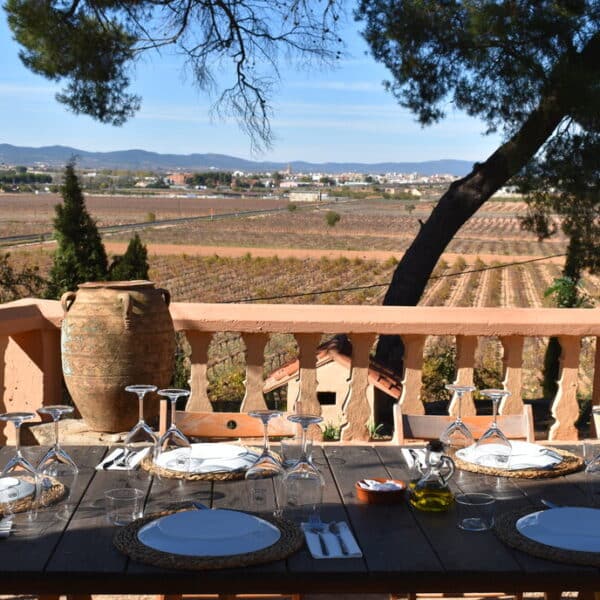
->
140, 446, 263, 481
454, 447, 584, 478
113, 508, 304, 570
495, 506, 600, 566
0, 475, 65, 516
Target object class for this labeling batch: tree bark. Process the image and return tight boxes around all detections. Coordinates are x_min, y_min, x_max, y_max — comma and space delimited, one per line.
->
375, 92, 566, 370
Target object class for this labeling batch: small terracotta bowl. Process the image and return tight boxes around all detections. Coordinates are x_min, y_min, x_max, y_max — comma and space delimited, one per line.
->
355, 478, 406, 504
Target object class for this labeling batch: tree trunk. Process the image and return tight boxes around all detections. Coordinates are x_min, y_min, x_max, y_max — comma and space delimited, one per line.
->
375, 94, 566, 370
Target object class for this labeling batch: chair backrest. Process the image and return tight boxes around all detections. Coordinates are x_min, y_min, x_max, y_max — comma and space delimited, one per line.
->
159, 407, 297, 440
393, 403, 535, 444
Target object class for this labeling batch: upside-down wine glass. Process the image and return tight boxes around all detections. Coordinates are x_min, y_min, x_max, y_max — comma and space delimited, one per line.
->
281, 414, 325, 524
124, 385, 159, 456
245, 410, 285, 479
0, 412, 40, 533
245, 410, 286, 515
474, 389, 512, 468
36, 405, 78, 519
440, 384, 476, 455
154, 388, 192, 473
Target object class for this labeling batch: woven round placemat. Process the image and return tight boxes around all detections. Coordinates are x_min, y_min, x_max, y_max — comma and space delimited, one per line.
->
454, 447, 584, 478
0, 475, 65, 516
140, 446, 263, 481
113, 508, 304, 570
495, 506, 600, 566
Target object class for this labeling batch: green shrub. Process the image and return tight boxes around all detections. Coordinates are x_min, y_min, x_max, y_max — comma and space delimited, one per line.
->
325, 210, 341, 227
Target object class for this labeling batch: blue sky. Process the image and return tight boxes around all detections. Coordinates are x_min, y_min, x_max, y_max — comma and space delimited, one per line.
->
0, 10, 502, 164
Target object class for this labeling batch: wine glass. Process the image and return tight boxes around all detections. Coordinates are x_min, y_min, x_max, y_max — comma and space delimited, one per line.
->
281, 414, 325, 524
124, 384, 159, 457
245, 410, 285, 479
0, 412, 40, 533
440, 384, 476, 454
36, 405, 78, 519
474, 389, 512, 468
245, 410, 285, 514
154, 389, 192, 473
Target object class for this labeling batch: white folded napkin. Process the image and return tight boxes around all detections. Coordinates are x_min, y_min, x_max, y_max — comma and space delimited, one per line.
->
96, 448, 150, 470
0, 517, 13, 539
301, 521, 362, 559
358, 479, 404, 491
457, 441, 562, 471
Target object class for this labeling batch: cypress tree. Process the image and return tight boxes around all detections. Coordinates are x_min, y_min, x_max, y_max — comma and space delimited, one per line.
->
108, 233, 149, 281
47, 161, 108, 298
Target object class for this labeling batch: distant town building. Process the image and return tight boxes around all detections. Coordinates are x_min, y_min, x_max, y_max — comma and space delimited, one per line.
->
167, 172, 192, 186
289, 190, 323, 203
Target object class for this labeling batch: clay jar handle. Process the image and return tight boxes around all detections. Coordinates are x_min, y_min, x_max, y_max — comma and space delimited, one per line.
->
61, 291, 77, 314
118, 292, 133, 330
158, 288, 171, 307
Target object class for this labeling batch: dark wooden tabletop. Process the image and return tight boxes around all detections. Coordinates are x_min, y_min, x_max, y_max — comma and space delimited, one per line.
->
1, 444, 599, 596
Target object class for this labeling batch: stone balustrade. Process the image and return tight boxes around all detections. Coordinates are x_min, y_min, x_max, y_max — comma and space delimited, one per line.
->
1, 298, 599, 444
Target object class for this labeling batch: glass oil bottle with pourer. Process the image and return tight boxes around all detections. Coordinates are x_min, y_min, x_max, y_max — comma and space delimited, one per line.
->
409, 440, 455, 512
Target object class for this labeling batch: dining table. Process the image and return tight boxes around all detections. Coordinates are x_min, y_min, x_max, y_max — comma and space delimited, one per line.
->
0, 443, 599, 597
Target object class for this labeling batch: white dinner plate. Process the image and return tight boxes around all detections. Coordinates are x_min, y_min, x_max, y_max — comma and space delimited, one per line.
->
138, 509, 281, 556
516, 507, 600, 552
153, 443, 259, 473
456, 441, 562, 471
0, 476, 35, 504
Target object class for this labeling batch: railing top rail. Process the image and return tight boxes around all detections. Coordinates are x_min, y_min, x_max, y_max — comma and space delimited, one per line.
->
169, 302, 600, 337
2, 298, 599, 337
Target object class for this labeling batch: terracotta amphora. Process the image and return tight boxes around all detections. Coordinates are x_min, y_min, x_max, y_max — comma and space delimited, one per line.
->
61, 280, 176, 432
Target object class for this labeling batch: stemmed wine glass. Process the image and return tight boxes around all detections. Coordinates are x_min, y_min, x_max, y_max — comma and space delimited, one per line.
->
245, 410, 285, 480
474, 389, 512, 467
281, 414, 325, 524
36, 405, 78, 519
154, 389, 192, 473
0, 412, 40, 532
440, 384, 476, 454
124, 385, 158, 456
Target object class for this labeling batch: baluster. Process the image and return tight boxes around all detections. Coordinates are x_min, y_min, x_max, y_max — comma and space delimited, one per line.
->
186, 331, 212, 411
240, 332, 269, 412
500, 335, 525, 414
398, 334, 426, 415
549, 335, 581, 440
341, 333, 376, 442
294, 333, 321, 416
450, 335, 477, 416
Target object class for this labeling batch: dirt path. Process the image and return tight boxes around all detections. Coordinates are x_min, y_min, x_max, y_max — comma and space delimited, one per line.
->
103, 242, 566, 266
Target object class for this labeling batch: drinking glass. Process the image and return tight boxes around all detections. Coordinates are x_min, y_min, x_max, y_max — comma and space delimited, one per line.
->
440, 384, 476, 454
474, 389, 512, 467
0, 412, 40, 532
124, 384, 159, 454
281, 414, 325, 524
36, 405, 78, 519
245, 410, 285, 479
154, 389, 192, 473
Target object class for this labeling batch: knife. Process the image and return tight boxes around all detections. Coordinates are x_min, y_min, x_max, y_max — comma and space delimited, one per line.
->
316, 531, 329, 556
102, 449, 125, 470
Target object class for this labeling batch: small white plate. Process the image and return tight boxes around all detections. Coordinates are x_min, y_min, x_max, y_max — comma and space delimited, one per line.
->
138, 509, 281, 556
154, 443, 258, 473
517, 507, 600, 552
0, 476, 35, 504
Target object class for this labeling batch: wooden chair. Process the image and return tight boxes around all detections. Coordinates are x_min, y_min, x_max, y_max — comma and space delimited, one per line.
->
158, 407, 299, 600
393, 403, 535, 444
159, 406, 297, 441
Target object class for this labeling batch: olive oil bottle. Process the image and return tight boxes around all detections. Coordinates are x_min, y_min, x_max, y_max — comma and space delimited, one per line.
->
409, 440, 455, 512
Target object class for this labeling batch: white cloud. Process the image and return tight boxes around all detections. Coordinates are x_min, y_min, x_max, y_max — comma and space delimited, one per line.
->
288, 80, 383, 93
